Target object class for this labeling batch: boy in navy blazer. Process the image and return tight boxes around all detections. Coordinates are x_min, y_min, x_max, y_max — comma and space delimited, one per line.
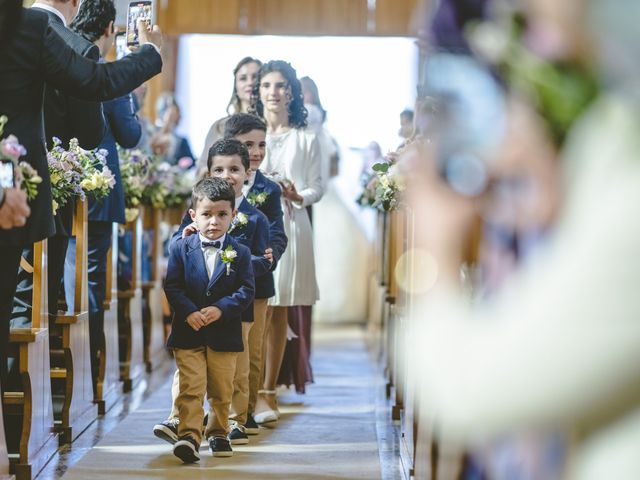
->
165, 177, 254, 463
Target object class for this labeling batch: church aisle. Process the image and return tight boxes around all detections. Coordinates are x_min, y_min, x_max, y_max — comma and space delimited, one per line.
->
59, 325, 385, 479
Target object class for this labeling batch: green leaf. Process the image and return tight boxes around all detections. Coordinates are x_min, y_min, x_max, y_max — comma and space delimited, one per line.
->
372, 162, 389, 173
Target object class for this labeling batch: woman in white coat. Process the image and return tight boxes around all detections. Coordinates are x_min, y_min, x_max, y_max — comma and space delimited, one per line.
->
251, 60, 324, 422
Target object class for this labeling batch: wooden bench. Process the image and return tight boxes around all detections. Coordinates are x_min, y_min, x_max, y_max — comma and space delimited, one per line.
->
3, 241, 58, 480
141, 206, 168, 373
50, 200, 97, 444
0, 393, 13, 479
118, 213, 145, 392
94, 223, 121, 414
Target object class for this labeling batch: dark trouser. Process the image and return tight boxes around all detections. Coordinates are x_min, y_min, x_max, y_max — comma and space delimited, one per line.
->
0, 246, 24, 389
11, 235, 69, 327
64, 221, 112, 379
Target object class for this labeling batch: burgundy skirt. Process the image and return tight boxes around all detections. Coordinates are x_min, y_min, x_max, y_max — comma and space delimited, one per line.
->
277, 305, 314, 393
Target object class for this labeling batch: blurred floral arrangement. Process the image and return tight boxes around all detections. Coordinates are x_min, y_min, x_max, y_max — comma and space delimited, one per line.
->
48, 137, 115, 214
357, 149, 405, 212
468, 11, 599, 145
119, 147, 193, 223
0, 115, 41, 200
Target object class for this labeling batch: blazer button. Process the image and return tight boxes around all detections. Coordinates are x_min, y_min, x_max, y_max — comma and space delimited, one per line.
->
206, 291, 211, 297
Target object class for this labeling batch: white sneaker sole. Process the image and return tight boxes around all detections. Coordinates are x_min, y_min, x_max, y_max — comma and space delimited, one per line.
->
229, 437, 249, 445
212, 450, 234, 457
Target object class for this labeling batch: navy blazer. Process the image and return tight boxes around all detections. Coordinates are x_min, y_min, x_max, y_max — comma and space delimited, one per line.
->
165, 234, 254, 352
249, 170, 288, 268
89, 92, 141, 224
171, 197, 273, 304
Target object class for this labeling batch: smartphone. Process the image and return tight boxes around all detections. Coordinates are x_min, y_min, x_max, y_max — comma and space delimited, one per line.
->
126, 0, 154, 47
115, 31, 130, 59
0, 160, 15, 188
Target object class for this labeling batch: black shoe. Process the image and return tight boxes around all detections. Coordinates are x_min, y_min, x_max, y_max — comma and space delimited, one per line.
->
209, 436, 233, 457
228, 424, 249, 445
173, 436, 200, 463
245, 414, 260, 435
153, 418, 179, 445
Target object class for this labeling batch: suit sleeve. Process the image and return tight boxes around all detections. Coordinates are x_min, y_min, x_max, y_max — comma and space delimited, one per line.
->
164, 243, 199, 320
213, 246, 255, 324
250, 213, 272, 278
264, 186, 288, 266
107, 94, 142, 149
41, 25, 162, 102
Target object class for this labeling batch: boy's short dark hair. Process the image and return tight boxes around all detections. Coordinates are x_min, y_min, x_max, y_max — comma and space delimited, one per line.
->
191, 177, 235, 210
207, 138, 250, 172
70, 0, 116, 43
224, 113, 266, 139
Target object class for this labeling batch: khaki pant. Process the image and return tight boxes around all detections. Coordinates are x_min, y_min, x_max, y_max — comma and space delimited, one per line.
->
173, 347, 237, 443
247, 299, 269, 414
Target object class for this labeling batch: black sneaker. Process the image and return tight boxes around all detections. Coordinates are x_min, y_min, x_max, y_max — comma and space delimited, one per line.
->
173, 436, 200, 463
228, 424, 249, 445
153, 418, 179, 445
245, 414, 260, 435
209, 436, 233, 457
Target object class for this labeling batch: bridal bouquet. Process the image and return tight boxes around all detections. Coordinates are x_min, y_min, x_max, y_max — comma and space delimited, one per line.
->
141, 161, 194, 209
0, 115, 41, 200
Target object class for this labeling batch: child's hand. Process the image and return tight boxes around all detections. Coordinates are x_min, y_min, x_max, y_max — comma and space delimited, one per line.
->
186, 311, 206, 331
264, 247, 273, 264
182, 222, 199, 239
200, 306, 222, 325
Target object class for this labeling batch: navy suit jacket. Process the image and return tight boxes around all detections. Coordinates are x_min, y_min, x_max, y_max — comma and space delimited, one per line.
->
250, 170, 288, 268
0, 7, 162, 246
165, 234, 254, 352
89, 92, 141, 224
172, 197, 273, 307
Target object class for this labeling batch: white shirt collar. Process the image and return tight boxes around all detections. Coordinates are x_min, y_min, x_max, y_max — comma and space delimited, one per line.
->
32, 3, 67, 27
235, 195, 244, 209
199, 233, 225, 249
242, 173, 256, 197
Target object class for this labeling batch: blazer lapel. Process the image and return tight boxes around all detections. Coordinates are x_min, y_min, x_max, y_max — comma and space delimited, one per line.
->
185, 235, 209, 288
251, 170, 266, 193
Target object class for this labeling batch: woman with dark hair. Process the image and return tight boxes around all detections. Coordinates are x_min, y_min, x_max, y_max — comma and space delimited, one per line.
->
251, 60, 324, 422
197, 56, 262, 171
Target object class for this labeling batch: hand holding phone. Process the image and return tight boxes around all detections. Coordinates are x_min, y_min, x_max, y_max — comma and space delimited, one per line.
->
126, 1, 157, 47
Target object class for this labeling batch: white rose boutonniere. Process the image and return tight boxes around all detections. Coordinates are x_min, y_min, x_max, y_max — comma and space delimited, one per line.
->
220, 245, 237, 275
228, 212, 248, 234
247, 191, 268, 207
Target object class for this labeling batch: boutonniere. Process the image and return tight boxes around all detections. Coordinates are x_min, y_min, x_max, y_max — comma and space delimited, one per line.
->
220, 245, 237, 275
228, 212, 248, 233
247, 191, 268, 207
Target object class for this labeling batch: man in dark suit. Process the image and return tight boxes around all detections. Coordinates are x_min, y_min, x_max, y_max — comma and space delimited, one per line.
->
11, 0, 114, 330
0, 4, 163, 383
67, 0, 143, 384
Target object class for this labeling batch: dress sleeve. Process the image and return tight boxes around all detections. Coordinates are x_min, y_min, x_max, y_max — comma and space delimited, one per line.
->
294, 132, 324, 208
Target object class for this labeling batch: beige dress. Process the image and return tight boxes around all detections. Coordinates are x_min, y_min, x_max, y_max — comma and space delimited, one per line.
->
262, 128, 324, 306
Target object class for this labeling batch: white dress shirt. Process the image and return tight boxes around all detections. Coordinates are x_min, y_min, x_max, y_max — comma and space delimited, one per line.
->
31, 2, 67, 26
200, 233, 225, 278
242, 171, 256, 197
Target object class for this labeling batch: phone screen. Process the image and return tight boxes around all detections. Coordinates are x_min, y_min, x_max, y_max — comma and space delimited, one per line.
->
0, 160, 15, 189
126, 1, 153, 47
115, 32, 130, 59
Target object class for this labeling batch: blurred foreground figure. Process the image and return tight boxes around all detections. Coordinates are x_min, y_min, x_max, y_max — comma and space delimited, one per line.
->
408, 0, 640, 478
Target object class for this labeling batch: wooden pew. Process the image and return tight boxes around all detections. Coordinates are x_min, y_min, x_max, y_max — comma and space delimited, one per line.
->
141, 206, 167, 372
50, 200, 97, 444
3, 241, 58, 479
0, 391, 13, 480
118, 212, 145, 392
94, 223, 121, 414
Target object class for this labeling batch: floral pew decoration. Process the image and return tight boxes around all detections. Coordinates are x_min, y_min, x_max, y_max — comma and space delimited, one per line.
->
0, 115, 42, 200
48, 137, 115, 214
357, 148, 406, 212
